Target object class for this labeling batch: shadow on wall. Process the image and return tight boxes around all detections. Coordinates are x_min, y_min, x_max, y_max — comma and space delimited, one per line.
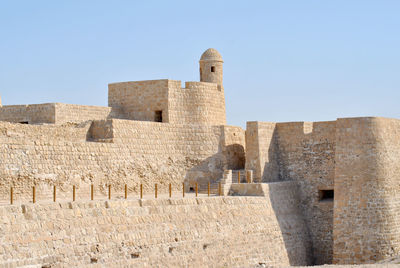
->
183, 143, 244, 190
223, 144, 245, 170
261, 128, 280, 182
268, 182, 314, 266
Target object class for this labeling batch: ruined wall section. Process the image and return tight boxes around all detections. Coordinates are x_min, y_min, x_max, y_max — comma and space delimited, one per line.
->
108, 80, 170, 122
168, 81, 226, 125
245, 120, 336, 264
333, 117, 400, 264
0, 195, 312, 267
0, 103, 56, 124
0, 119, 229, 200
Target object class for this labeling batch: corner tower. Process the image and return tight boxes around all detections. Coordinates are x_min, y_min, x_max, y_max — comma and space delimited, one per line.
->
200, 48, 224, 90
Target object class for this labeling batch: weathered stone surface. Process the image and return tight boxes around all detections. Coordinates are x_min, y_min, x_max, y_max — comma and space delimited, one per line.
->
0, 195, 312, 267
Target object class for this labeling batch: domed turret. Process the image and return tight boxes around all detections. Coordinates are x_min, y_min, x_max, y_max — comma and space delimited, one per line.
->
199, 48, 223, 90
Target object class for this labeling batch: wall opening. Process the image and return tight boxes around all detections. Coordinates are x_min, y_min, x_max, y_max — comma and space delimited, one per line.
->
154, 111, 162, 122
319, 189, 334, 202
211, 66, 215, 72
19, 121, 29, 124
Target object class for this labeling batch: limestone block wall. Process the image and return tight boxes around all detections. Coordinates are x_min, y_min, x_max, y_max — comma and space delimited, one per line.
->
221, 125, 245, 170
245, 121, 279, 182
0, 119, 243, 201
0, 103, 56, 124
245, 120, 336, 264
108, 80, 170, 122
333, 117, 400, 264
54, 103, 124, 124
0, 193, 312, 267
168, 81, 226, 125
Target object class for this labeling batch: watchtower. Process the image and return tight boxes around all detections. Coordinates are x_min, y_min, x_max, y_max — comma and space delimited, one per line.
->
199, 48, 224, 90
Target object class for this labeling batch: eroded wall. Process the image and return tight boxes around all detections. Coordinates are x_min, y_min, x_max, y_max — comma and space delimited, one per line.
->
245, 120, 336, 264
0, 193, 312, 267
333, 117, 400, 264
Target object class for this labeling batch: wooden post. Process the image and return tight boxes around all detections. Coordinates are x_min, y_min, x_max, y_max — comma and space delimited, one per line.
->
32, 186, 36, 204
124, 184, 128, 199
218, 183, 222, 196
208, 182, 210, 197
91, 184, 94, 201
155, 183, 158, 198
182, 183, 185, 198
108, 185, 111, 200
246, 171, 250, 183
238, 171, 240, 183
169, 183, 172, 198
10, 187, 13, 205
140, 184, 143, 199
195, 182, 198, 197
73, 185, 76, 201
53, 185, 56, 202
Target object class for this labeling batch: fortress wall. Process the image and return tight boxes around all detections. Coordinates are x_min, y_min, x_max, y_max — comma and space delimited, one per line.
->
333, 117, 400, 264
54, 103, 124, 124
0, 119, 234, 200
0, 103, 56, 124
221, 125, 246, 170
245, 121, 279, 182
168, 81, 226, 125
108, 80, 170, 122
0, 193, 312, 267
245, 120, 336, 264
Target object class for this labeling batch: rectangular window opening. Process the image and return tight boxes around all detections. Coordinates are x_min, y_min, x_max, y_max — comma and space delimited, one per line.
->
19, 121, 29, 124
211, 66, 215, 72
154, 110, 162, 122
319, 189, 334, 202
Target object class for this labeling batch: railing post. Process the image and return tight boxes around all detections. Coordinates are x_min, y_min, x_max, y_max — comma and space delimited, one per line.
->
32, 186, 36, 204
238, 171, 240, 184
218, 182, 222, 196
10, 187, 13, 205
140, 184, 143, 199
108, 185, 111, 200
208, 182, 210, 197
125, 184, 128, 199
169, 183, 172, 198
53, 185, 56, 202
91, 184, 94, 201
182, 183, 185, 198
73, 185, 76, 201
195, 182, 198, 197
155, 183, 158, 198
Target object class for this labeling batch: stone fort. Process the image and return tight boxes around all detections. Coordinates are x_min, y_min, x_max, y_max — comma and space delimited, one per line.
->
0, 48, 399, 267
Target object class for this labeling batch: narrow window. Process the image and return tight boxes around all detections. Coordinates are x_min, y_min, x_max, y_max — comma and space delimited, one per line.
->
211, 66, 215, 72
19, 121, 29, 124
154, 110, 162, 122
319, 189, 334, 202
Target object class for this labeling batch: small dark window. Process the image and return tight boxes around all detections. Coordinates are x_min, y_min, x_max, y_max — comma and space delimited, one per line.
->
211, 66, 215, 72
154, 111, 162, 122
319, 189, 334, 202
19, 121, 29, 124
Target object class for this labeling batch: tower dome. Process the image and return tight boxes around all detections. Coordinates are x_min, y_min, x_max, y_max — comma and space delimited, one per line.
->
199, 48, 224, 89
200, 48, 223, 62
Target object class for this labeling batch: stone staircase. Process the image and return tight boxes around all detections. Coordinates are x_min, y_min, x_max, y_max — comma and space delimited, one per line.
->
198, 169, 250, 195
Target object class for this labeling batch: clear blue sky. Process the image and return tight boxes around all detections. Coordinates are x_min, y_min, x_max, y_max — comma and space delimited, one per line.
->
1, 1, 399, 127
